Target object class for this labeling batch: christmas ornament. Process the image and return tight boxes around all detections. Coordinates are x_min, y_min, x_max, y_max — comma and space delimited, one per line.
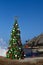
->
19, 58, 21, 60
14, 36, 16, 38
9, 51, 11, 54
24, 54, 26, 57
11, 33, 12, 35
19, 47, 21, 50
15, 55, 17, 57
10, 49, 12, 51
13, 39, 14, 40
9, 44, 11, 47
13, 30, 15, 31
17, 33, 20, 35
17, 28, 19, 30
16, 24, 18, 26
14, 28, 15, 29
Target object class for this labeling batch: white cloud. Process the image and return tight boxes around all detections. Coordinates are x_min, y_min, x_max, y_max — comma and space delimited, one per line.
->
0, 38, 8, 57
0, 38, 3, 42
0, 38, 7, 49
0, 47, 7, 57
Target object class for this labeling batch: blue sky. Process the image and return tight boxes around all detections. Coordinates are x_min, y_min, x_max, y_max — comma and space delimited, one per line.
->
0, 0, 43, 47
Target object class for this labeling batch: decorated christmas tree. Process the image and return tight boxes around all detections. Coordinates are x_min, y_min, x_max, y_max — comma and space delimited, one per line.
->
6, 18, 24, 59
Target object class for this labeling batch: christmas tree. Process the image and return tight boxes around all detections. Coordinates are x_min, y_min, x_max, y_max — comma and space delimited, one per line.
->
6, 18, 24, 59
